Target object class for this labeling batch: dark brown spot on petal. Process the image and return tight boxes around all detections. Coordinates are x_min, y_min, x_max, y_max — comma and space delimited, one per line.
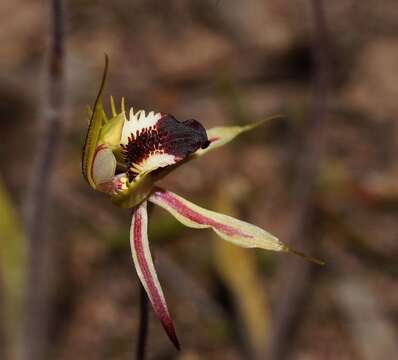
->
121, 114, 209, 180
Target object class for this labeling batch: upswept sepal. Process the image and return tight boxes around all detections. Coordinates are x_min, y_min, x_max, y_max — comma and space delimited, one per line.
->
82, 54, 108, 190
193, 115, 283, 158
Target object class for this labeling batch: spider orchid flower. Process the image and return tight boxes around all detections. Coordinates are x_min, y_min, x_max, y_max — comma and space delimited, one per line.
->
82, 57, 323, 350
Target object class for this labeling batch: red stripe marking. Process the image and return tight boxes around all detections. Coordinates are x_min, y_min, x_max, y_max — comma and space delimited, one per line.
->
208, 136, 219, 142
154, 190, 252, 238
132, 207, 180, 349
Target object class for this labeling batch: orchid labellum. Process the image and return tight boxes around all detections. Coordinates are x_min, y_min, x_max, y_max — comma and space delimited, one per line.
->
82, 57, 323, 350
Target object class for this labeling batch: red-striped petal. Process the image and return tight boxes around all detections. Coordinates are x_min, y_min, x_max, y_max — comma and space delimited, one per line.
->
149, 188, 285, 251
150, 188, 324, 265
130, 201, 180, 350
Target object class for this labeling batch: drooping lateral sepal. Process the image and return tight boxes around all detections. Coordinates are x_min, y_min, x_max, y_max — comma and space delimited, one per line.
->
150, 188, 324, 265
130, 201, 180, 349
149, 188, 285, 251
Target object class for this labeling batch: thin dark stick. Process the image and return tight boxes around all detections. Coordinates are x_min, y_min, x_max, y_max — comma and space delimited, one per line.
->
136, 283, 149, 360
266, 1, 330, 359
23, 0, 65, 359
0, 276, 6, 360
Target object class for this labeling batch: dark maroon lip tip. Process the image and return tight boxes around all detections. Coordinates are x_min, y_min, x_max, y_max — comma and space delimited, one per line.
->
201, 140, 210, 149
182, 118, 204, 129
122, 114, 209, 179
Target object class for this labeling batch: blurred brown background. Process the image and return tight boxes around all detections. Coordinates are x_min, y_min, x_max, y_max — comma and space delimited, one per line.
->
1, 0, 398, 359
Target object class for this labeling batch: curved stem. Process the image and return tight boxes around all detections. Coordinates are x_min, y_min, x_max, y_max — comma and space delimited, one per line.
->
136, 283, 149, 360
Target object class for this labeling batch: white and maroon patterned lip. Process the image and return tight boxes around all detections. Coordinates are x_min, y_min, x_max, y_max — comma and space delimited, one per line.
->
120, 109, 210, 181
120, 109, 163, 146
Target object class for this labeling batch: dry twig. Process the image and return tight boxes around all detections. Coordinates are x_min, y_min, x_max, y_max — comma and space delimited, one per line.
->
266, 1, 330, 359
23, 0, 65, 359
